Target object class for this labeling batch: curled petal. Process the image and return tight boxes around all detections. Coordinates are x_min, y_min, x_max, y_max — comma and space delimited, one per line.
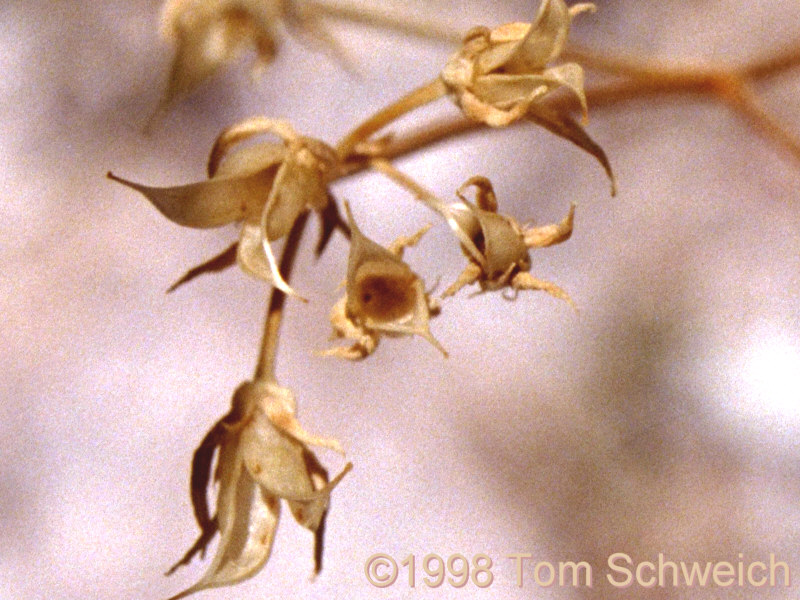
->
264, 406, 344, 455
524, 203, 575, 247
471, 74, 550, 108
211, 141, 286, 181
443, 262, 483, 298
543, 62, 588, 120
510, 271, 575, 306
208, 117, 295, 177
237, 223, 273, 281
450, 203, 529, 280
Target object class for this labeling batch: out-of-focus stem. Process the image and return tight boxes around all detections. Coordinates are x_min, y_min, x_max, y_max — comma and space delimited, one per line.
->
336, 78, 448, 159
254, 210, 310, 382
306, 0, 462, 44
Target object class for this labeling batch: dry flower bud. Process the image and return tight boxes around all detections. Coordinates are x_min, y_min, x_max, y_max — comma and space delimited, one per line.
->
438, 176, 574, 304
322, 201, 446, 360
441, 0, 594, 128
167, 379, 350, 600
109, 118, 338, 298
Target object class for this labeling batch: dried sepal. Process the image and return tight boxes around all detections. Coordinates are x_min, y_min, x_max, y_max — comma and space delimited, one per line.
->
167, 242, 238, 293
526, 103, 616, 195
167, 380, 350, 600
106, 162, 279, 229
322, 201, 446, 360
440, 176, 574, 305
441, 0, 595, 127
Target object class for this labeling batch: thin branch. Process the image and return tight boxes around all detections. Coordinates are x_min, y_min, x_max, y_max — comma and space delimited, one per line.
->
306, 0, 462, 44
742, 44, 800, 80
336, 78, 448, 159
718, 78, 800, 166
253, 210, 311, 382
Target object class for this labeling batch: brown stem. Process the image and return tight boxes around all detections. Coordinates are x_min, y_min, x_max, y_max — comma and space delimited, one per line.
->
743, 44, 800, 80
336, 78, 448, 160
718, 78, 800, 166
254, 210, 310, 382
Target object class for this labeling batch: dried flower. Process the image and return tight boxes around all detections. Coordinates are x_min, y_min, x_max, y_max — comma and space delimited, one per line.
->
322, 201, 446, 360
166, 379, 351, 600
108, 118, 339, 298
153, 0, 352, 118
441, 0, 595, 128
434, 176, 574, 303
156, 0, 284, 112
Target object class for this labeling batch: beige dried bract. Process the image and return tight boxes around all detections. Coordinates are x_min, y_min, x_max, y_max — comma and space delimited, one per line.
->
322, 202, 446, 360
108, 118, 337, 298
167, 379, 350, 600
441, 0, 594, 127
439, 176, 574, 304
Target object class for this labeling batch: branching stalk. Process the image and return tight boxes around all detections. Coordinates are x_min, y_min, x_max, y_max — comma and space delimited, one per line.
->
336, 78, 448, 160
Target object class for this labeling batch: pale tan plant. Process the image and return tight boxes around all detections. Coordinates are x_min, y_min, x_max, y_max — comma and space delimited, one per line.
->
109, 0, 800, 598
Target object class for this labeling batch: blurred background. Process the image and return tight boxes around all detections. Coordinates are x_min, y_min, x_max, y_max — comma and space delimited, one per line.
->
2, 0, 799, 598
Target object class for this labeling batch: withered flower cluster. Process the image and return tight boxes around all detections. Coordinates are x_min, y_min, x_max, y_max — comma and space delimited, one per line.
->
112, 0, 610, 598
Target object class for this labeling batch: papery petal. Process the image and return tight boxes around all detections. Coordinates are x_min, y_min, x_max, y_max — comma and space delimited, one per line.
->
542, 62, 588, 118
239, 407, 352, 501
261, 155, 317, 241
107, 169, 275, 228
503, 0, 572, 73
212, 141, 286, 182
168, 445, 280, 600
236, 218, 305, 299
237, 222, 273, 281
471, 73, 551, 107
463, 206, 529, 280
240, 408, 318, 500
